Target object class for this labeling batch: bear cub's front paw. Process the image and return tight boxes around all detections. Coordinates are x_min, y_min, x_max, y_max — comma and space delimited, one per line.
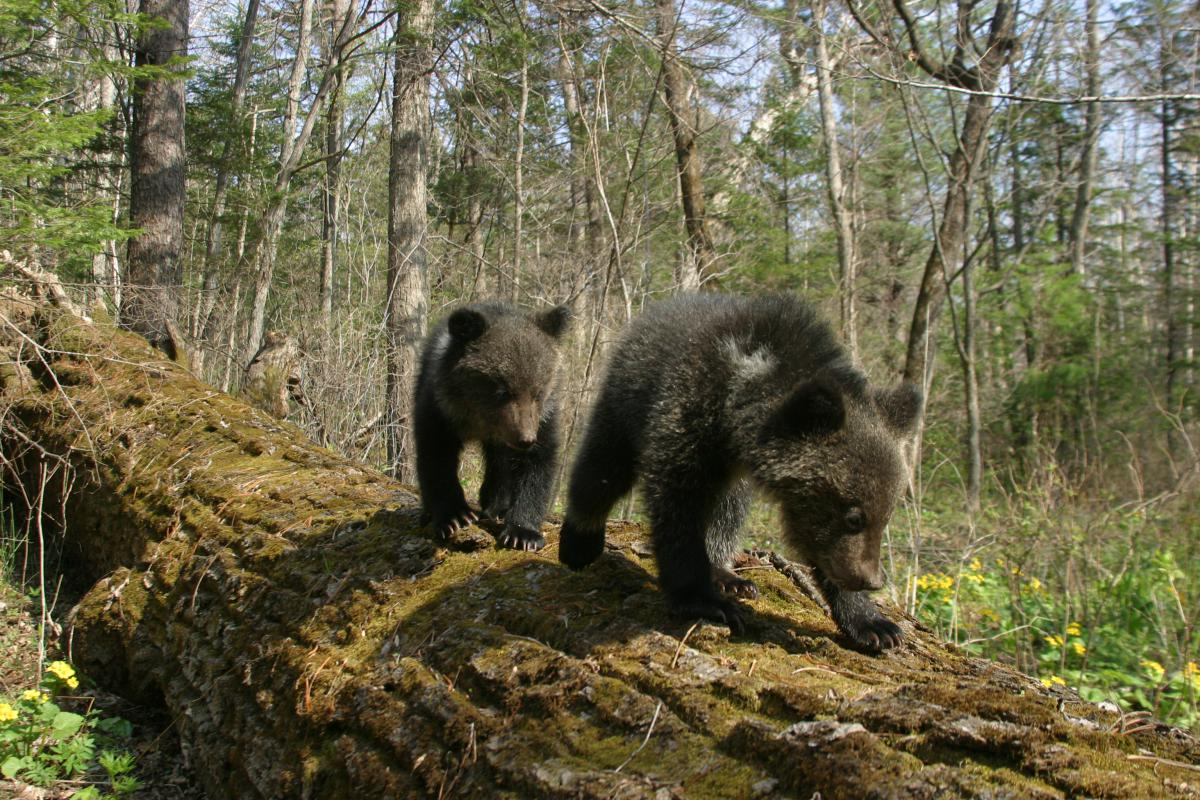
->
432, 506, 479, 538
839, 611, 903, 652
496, 524, 545, 551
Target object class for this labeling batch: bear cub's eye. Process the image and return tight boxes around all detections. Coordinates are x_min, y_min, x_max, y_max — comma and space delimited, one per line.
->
844, 507, 867, 532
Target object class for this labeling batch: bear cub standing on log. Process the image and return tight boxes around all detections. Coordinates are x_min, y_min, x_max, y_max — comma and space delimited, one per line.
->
558, 294, 920, 651
415, 302, 570, 551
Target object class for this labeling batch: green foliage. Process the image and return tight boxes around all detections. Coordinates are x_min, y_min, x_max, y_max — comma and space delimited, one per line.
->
0, 0, 136, 273
0, 660, 140, 796
903, 492, 1200, 731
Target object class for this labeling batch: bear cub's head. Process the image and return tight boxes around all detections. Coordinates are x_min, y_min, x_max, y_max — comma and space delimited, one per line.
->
438, 304, 571, 450
751, 375, 921, 592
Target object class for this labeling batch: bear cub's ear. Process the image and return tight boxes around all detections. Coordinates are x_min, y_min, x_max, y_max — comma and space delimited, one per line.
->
448, 308, 488, 342
874, 382, 922, 435
760, 377, 845, 442
535, 305, 571, 339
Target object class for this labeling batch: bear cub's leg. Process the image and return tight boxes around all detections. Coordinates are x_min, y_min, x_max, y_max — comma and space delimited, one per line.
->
706, 482, 757, 600
487, 413, 560, 551
650, 484, 748, 631
414, 405, 477, 537
558, 409, 638, 569
814, 568, 902, 652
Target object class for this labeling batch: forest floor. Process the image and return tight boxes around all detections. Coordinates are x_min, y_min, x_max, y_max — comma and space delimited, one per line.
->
0, 576, 202, 800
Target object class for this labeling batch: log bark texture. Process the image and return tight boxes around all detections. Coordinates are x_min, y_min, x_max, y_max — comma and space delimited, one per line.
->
1, 297, 1198, 799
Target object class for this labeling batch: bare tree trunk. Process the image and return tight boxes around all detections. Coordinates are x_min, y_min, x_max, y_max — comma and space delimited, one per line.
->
194, 0, 260, 373
813, 0, 858, 356
242, 0, 358, 367
513, 35, 529, 301
320, 0, 351, 324
385, 0, 435, 481
655, 0, 713, 290
1068, 0, 1099, 278
123, 0, 187, 355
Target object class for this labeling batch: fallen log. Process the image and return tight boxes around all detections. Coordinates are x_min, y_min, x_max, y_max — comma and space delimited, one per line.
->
1, 295, 1197, 799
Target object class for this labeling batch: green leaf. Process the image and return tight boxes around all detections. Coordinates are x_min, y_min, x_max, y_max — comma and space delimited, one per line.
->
50, 710, 85, 738
0, 754, 30, 778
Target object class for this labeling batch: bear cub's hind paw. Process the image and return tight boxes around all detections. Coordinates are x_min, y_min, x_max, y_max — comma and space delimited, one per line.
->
670, 592, 747, 634
712, 566, 758, 599
496, 525, 545, 551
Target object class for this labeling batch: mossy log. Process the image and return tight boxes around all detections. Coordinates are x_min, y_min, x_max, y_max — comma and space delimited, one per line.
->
1, 300, 1198, 799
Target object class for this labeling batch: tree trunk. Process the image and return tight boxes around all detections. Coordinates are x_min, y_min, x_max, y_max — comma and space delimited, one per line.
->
1068, 0, 1100, 278
655, 0, 713, 290
123, 0, 187, 353
1, 298, 1195, 799
194, 0, 260, 374
320, 0, 351, 324
812, 0, 858, 357
385, 0, 435, 481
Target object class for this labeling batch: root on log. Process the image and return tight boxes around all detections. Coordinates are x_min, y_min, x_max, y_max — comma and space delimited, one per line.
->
1, 297, 1197, 799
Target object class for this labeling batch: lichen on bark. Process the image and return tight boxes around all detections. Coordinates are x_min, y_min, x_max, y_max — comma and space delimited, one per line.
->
1, 299, 1197, 799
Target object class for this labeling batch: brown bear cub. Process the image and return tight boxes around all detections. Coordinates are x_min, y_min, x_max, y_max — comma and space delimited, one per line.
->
414, 302, 570, 551
558, 294, 919, 651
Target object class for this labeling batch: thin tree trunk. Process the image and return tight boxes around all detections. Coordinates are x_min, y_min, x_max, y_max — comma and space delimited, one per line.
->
123, 0, 187, 354
194, 0, 260, 373
655, 0, 713, 290
385, 0, 435, 480
813, 0, 858, 356
513, 39, 529, 301
320, 0, 350, 324
902, 78, 1002, 387
243, 0, 356, 367
1068, 0, 1099, 278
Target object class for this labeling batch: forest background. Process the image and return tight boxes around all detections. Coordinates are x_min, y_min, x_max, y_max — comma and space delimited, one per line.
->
1, 0, 1198, 735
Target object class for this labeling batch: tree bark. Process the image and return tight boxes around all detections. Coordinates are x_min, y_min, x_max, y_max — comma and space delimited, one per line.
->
123, 0, 187, 354
385, 0, 435, 481
1, 299, 1197, 798
655, 0, 714, 290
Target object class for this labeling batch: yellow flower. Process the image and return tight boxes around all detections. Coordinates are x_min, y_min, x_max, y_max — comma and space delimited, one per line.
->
0, 703, 16, 723
1072, 641, 1087, 656
1041, 675, 1066, 687
20, 690, 46, 702
1184, 661, 1200, 691
969, 558, 983, 573
1140, 659, 1165, 682
1065, 622, 1082, 637
979, 608, 1000, 622
1044, 635, 1064, 648
964, 572, 984, 585
46, 661, 75, 682
65, 676, 78, 690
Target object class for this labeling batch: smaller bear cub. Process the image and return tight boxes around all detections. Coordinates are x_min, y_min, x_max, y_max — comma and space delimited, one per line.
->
414, 302, 570, 550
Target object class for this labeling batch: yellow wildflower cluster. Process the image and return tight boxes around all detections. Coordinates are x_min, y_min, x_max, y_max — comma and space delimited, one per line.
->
1072, 641, 1087, 656
916, 573, 954, 592
1041, 675, 1067, 687
1044, 635, 1064, 649
979, 607, 1000, 623
1065, 622, 1082, 637
19, 690, 47, 703
1141, 659, 1166, 682
46, 660, 79, 690
0, 702, 16, 723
